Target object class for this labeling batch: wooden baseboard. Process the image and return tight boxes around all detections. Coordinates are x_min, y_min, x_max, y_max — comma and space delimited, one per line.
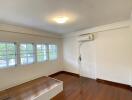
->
49, 71, 79, 77
96, 78, 132, 91
49, 71, 132, 91
49, 71, 64, 77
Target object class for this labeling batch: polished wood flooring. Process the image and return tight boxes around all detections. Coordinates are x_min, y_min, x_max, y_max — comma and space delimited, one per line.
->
0, 76, 61, 100
51, 73, 132, 100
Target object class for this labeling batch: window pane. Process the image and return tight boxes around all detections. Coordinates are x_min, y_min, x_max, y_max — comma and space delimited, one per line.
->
21, 58, 27, 64
28, 57, 34, 63
20, 43, 34, 65
8, 59, 16, 66
49, 52, 57, 60
7, 54, 16, 59
7, 50, 16, 55
20, 44, 26, 51
37, 44, 47, 62
38, 56, 44, 62
0, 59, 7, 68
0, 43, 6, 50
7, 43, 15, 50
27, 50, 33, 54
0, 50, 6, 56
0, 42, 16, 68
49, 44, 57, 60
37, 45, 41, 50
42, 45, 46, 50
37, 55, 47, 62
20, 50, 27, 54
37, 52, 42, 55
27, 44, 33, 50
0, 55, 6, 59
20, 53, 27, 58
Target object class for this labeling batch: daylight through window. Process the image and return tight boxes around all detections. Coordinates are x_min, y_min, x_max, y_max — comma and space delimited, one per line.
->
49, 44, 57, 60
37, 44, 47, 62
0, 42, 16, 68
20, 44, 34, 65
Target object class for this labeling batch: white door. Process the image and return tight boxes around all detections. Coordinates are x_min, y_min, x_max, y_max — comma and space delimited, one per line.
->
79, 41, 96, 79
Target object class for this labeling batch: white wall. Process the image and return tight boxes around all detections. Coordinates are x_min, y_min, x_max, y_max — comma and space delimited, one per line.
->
95, 27, 132, 85
63, 25, 132, 85
0, 31, 63, 91
63, 36, 79, 74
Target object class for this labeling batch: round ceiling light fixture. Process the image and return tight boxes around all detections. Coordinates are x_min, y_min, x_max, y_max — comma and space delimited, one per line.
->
46, 11, 77, 24
53, 16, 69, 24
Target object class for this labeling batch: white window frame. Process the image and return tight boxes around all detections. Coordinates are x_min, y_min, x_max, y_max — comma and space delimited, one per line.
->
0, 42, 17, 68
36, 44, 48, 63
48, 44, 58, 61
20, 43, 35, 65
0, 42, 59, 69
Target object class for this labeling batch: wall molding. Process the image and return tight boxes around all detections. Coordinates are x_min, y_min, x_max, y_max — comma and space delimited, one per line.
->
63, 20, 131, 38
49, 71, 132, 91
97, 78, 132, 91
49, 71, 79, 77
0, 24, 62, 38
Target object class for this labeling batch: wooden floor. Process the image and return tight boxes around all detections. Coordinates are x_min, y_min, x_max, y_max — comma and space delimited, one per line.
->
0, 76, 61, 100
51, 73, 132, 100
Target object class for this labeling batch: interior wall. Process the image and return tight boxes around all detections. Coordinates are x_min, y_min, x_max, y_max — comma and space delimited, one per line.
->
63, 36, 79, 74
0, 31, 63, 91
63, 27, 132, 85
95, 27, 132, 85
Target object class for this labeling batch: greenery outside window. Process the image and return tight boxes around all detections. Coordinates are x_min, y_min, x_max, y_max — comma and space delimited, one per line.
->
49, 44, 57, 60
36, 44, 47, 62
20, 43, 34, 65
0, 42, 16, 68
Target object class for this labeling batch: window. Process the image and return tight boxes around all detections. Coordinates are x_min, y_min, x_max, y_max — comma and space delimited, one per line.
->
49, 44, 57, 60
0, 42, 16, 68
0, 42, 58, 68
36, 44, 47, 62
20, 43, 34, 65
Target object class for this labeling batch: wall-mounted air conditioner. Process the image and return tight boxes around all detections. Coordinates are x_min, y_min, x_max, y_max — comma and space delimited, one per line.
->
78, 33, 94, 42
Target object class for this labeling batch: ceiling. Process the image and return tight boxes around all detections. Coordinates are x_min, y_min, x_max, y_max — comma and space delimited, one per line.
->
0, 0, 132, 34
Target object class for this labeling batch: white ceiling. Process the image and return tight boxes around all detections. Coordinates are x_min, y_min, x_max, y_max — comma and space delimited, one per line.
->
0, 0, 132, 34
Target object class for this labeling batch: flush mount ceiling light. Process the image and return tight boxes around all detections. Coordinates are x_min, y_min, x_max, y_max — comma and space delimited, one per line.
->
53, 16, 69, 24
46, 12, 77, 24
